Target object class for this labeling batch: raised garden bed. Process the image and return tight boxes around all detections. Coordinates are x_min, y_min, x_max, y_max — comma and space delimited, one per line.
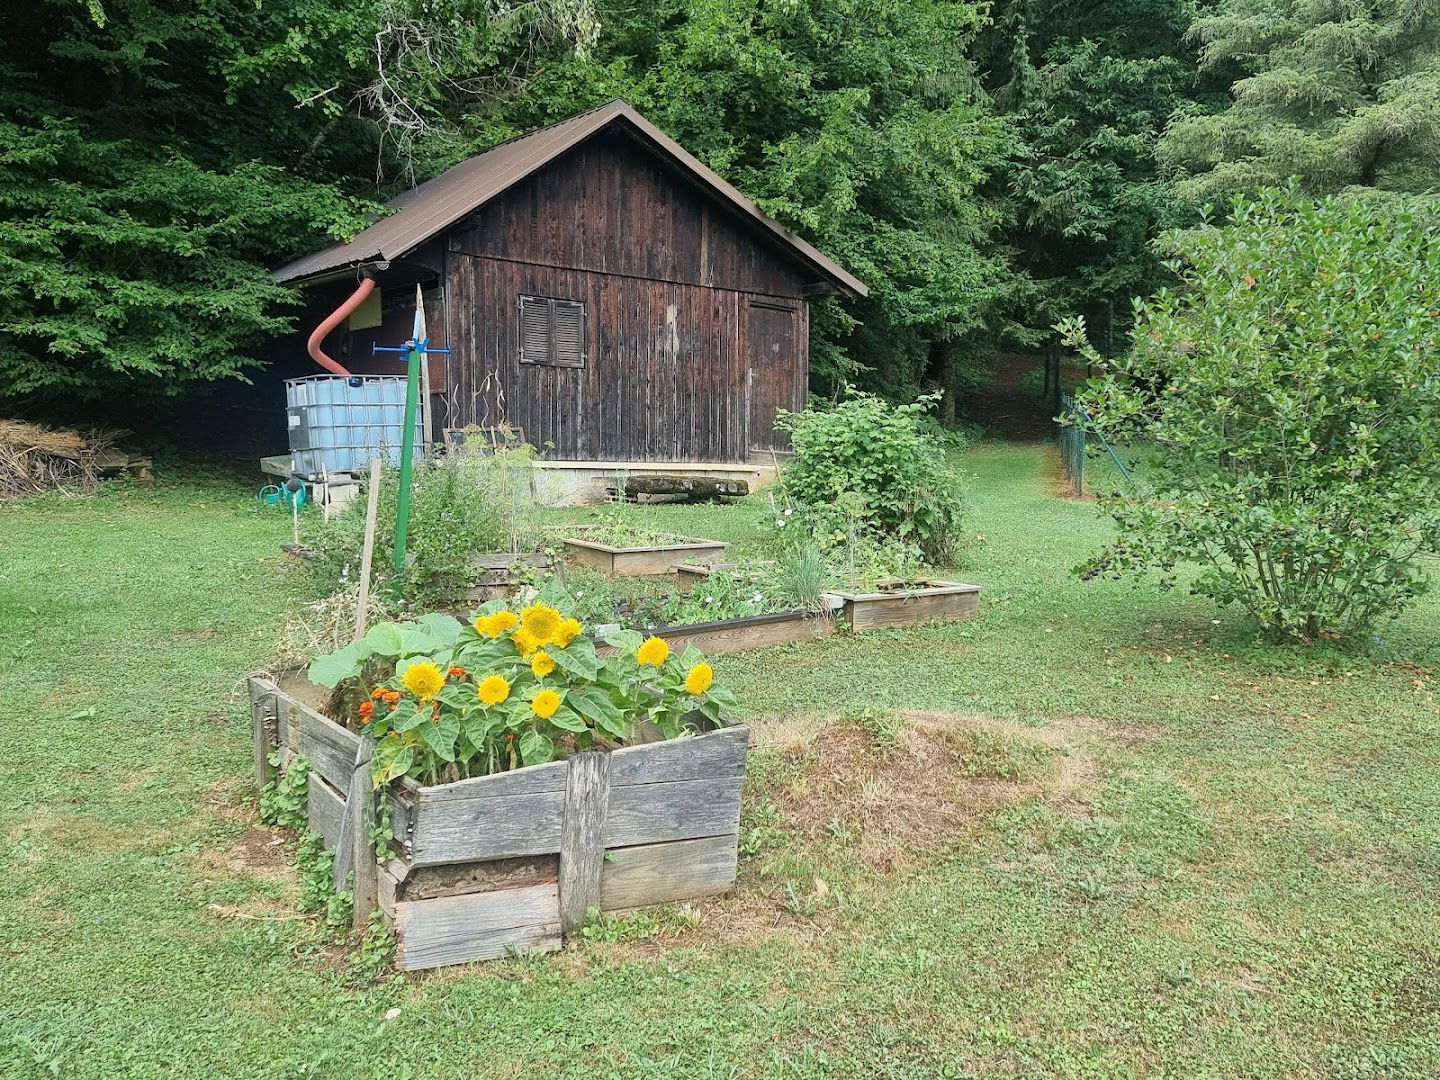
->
823, 579, 981, 631
599, 609, 840, 657
248, 676, 747, 971
563, 536, 728, 577
464, 552, 551, 605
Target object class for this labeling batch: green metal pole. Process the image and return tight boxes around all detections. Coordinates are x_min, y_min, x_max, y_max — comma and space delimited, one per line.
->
392, 343, 422, 590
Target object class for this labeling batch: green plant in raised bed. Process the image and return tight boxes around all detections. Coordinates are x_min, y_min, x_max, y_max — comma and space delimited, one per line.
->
777, 388, 966, 564
563, 506, 697, 548
308, 601, 738, 787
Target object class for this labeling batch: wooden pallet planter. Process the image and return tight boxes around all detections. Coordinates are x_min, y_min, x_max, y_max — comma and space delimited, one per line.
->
248, 676, 747, 972
464, 552, 552, 604
563, 536, 728, 577
823, 580, 981, 631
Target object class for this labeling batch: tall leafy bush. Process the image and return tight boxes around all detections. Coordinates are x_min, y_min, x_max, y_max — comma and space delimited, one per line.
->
1063, 189, 1440, 643
777, 390, 965, 565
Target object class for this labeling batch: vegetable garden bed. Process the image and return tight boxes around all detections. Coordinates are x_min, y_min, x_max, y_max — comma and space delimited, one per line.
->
249, 676, 747, 971
563, 536, 728, 577
825, 579, 981, 631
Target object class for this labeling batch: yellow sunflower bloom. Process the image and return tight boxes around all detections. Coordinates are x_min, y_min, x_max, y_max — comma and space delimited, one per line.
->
531, 689, 561, 719
685, 662, 714, 696
553, 617, 583, 648
511, 626, 541, 657
476, 610, 518, 638
636, 636, 669, 667
402, 662, 445, 701
477, 674, 510, 706
531, 650, 556, 678
519, 603, 562, 645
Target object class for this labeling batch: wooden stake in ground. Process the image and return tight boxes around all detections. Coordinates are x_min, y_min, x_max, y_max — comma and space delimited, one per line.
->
354, 457, 382, 642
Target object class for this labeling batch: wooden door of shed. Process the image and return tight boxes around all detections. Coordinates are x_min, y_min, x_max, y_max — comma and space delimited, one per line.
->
745, 298, 804, 453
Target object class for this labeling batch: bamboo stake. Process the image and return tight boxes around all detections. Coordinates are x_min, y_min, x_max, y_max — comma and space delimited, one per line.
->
354, 457, 382, 642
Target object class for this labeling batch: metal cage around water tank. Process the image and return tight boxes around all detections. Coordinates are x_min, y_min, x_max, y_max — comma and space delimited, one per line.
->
284, 375, 424, 478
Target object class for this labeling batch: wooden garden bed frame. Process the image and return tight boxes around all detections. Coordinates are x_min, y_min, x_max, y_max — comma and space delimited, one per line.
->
465, 551, 551, 604
823, 579, 981, 631
619, 609, 840, 656
562, 536, 728, 577
248, 677, 747, 971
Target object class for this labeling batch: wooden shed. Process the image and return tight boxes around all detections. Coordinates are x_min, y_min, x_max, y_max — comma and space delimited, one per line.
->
273, 100, 865, 495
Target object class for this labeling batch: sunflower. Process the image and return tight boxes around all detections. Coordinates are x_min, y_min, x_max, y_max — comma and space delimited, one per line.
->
519, 603, 563, 645
511, 627, 542, 657
402, 662, 445, 701
684, 662, 714, 696
476, 610, 519, 639
531, 689, 561, 719
636, 636, 670, 667
477, 674, 510, 706
531, 650, 556, 678
553, 617, 583, 648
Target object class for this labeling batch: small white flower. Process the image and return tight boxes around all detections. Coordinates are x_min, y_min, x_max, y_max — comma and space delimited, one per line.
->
705, 595, 715, 604
384, 1007, 402, 1021
784, 507, 793, 516
750, 591, 763, 603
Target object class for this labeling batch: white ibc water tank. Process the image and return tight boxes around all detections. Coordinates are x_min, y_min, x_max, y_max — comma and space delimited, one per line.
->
284, 375, 424, 478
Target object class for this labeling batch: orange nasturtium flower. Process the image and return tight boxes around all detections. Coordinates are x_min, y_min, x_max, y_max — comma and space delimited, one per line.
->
685, 663, 714, 696
447, 665, 467, 678
636, 636, 669, 667
357, 700, 375, 721
477, 675, 510, 706
402, 662, 445, 701
531, 689, 561, 719
370, 687, 387, 700
530, 650, 556, 678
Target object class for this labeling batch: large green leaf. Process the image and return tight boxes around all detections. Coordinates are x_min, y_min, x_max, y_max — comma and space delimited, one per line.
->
416, 613, 465, 646
517, 729, 554, 766
546, 706, 588, 734
417, 715, 460, 761
307, 639, 369, 688
551, 637, 600, 681
569, 685, 627, 738
603, 628, 644, 653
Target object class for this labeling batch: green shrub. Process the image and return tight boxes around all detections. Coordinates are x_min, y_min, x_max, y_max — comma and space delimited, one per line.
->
777, 389, 966, 564
305, 441, 540, 608
1062, 188, 1440, 643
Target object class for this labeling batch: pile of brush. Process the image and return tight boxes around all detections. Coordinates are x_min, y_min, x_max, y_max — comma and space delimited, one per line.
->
0, 420, 119, 497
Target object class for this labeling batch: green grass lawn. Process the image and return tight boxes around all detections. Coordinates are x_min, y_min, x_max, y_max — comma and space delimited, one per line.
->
3, 445, 1438, 1078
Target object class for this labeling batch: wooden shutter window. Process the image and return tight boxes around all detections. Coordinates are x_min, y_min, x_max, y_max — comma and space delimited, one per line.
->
519, 295, 586, 368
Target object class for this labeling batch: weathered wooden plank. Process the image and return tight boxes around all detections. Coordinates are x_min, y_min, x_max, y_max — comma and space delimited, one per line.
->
414, 760, 568, 803
273, 689, 361, 792
306, 773, 346, 849
350, 736, 378, 927
559, 751, 611, 934
835, 582, 981, 632
563, 538, 728, 577
248, 677, 277, 792
409, 790, 566, 867
603, 777, 744, 848
610, 726, 748, 787
653, 612, 837, 656
377, 863, 401, 918
393, 884, 562, 970
599, 834, 738, 911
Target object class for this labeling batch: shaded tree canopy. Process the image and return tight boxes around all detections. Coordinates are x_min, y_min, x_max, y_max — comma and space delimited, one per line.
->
1160, 0, 1440, 199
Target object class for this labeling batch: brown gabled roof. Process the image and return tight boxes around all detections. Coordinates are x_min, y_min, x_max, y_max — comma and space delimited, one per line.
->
272, 99, 867, 297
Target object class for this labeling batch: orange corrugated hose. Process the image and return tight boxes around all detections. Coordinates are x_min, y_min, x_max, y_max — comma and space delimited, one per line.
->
306, 276, 376, 376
